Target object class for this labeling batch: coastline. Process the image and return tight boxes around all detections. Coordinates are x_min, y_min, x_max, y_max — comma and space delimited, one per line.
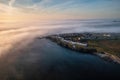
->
94, 52, 120, 64
43, 33, 120, 64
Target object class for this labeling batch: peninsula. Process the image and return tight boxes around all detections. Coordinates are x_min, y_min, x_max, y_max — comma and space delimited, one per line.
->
45, 33, 120, 64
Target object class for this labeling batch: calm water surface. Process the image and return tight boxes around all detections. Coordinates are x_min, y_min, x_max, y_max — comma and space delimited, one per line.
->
0, 19, 120, 80
13, 39, 120, 80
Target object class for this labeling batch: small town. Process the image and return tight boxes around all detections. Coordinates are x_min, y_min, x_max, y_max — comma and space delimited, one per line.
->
46, 33, 120, 64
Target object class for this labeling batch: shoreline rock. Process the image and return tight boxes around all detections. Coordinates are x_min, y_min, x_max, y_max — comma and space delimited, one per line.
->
94, 52, 120, 64
45, 35, 120, 64
46, 36, 97, 54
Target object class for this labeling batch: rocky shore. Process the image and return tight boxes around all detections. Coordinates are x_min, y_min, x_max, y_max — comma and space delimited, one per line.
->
44, 33, 120, 64
94, 52, 120, 64
46, 36, 97, 53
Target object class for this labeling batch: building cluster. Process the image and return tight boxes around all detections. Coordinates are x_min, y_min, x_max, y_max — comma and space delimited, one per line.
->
48, 33, 120, 49
57, 36, 87, 47
47, 34, 97, 53
58, 33, 120, 41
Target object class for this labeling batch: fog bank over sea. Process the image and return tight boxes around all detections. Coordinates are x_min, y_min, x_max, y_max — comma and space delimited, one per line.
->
0, 19, 120, 79
0, 19, 120, 55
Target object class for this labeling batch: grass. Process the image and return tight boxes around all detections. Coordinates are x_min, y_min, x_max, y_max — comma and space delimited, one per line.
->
88, 40, 120, 57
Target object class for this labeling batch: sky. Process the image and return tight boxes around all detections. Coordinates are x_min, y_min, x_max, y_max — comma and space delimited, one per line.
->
0, 0, 120, 22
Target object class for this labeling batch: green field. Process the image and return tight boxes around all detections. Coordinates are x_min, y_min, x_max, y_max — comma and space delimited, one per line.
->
88, 40, 120, 57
